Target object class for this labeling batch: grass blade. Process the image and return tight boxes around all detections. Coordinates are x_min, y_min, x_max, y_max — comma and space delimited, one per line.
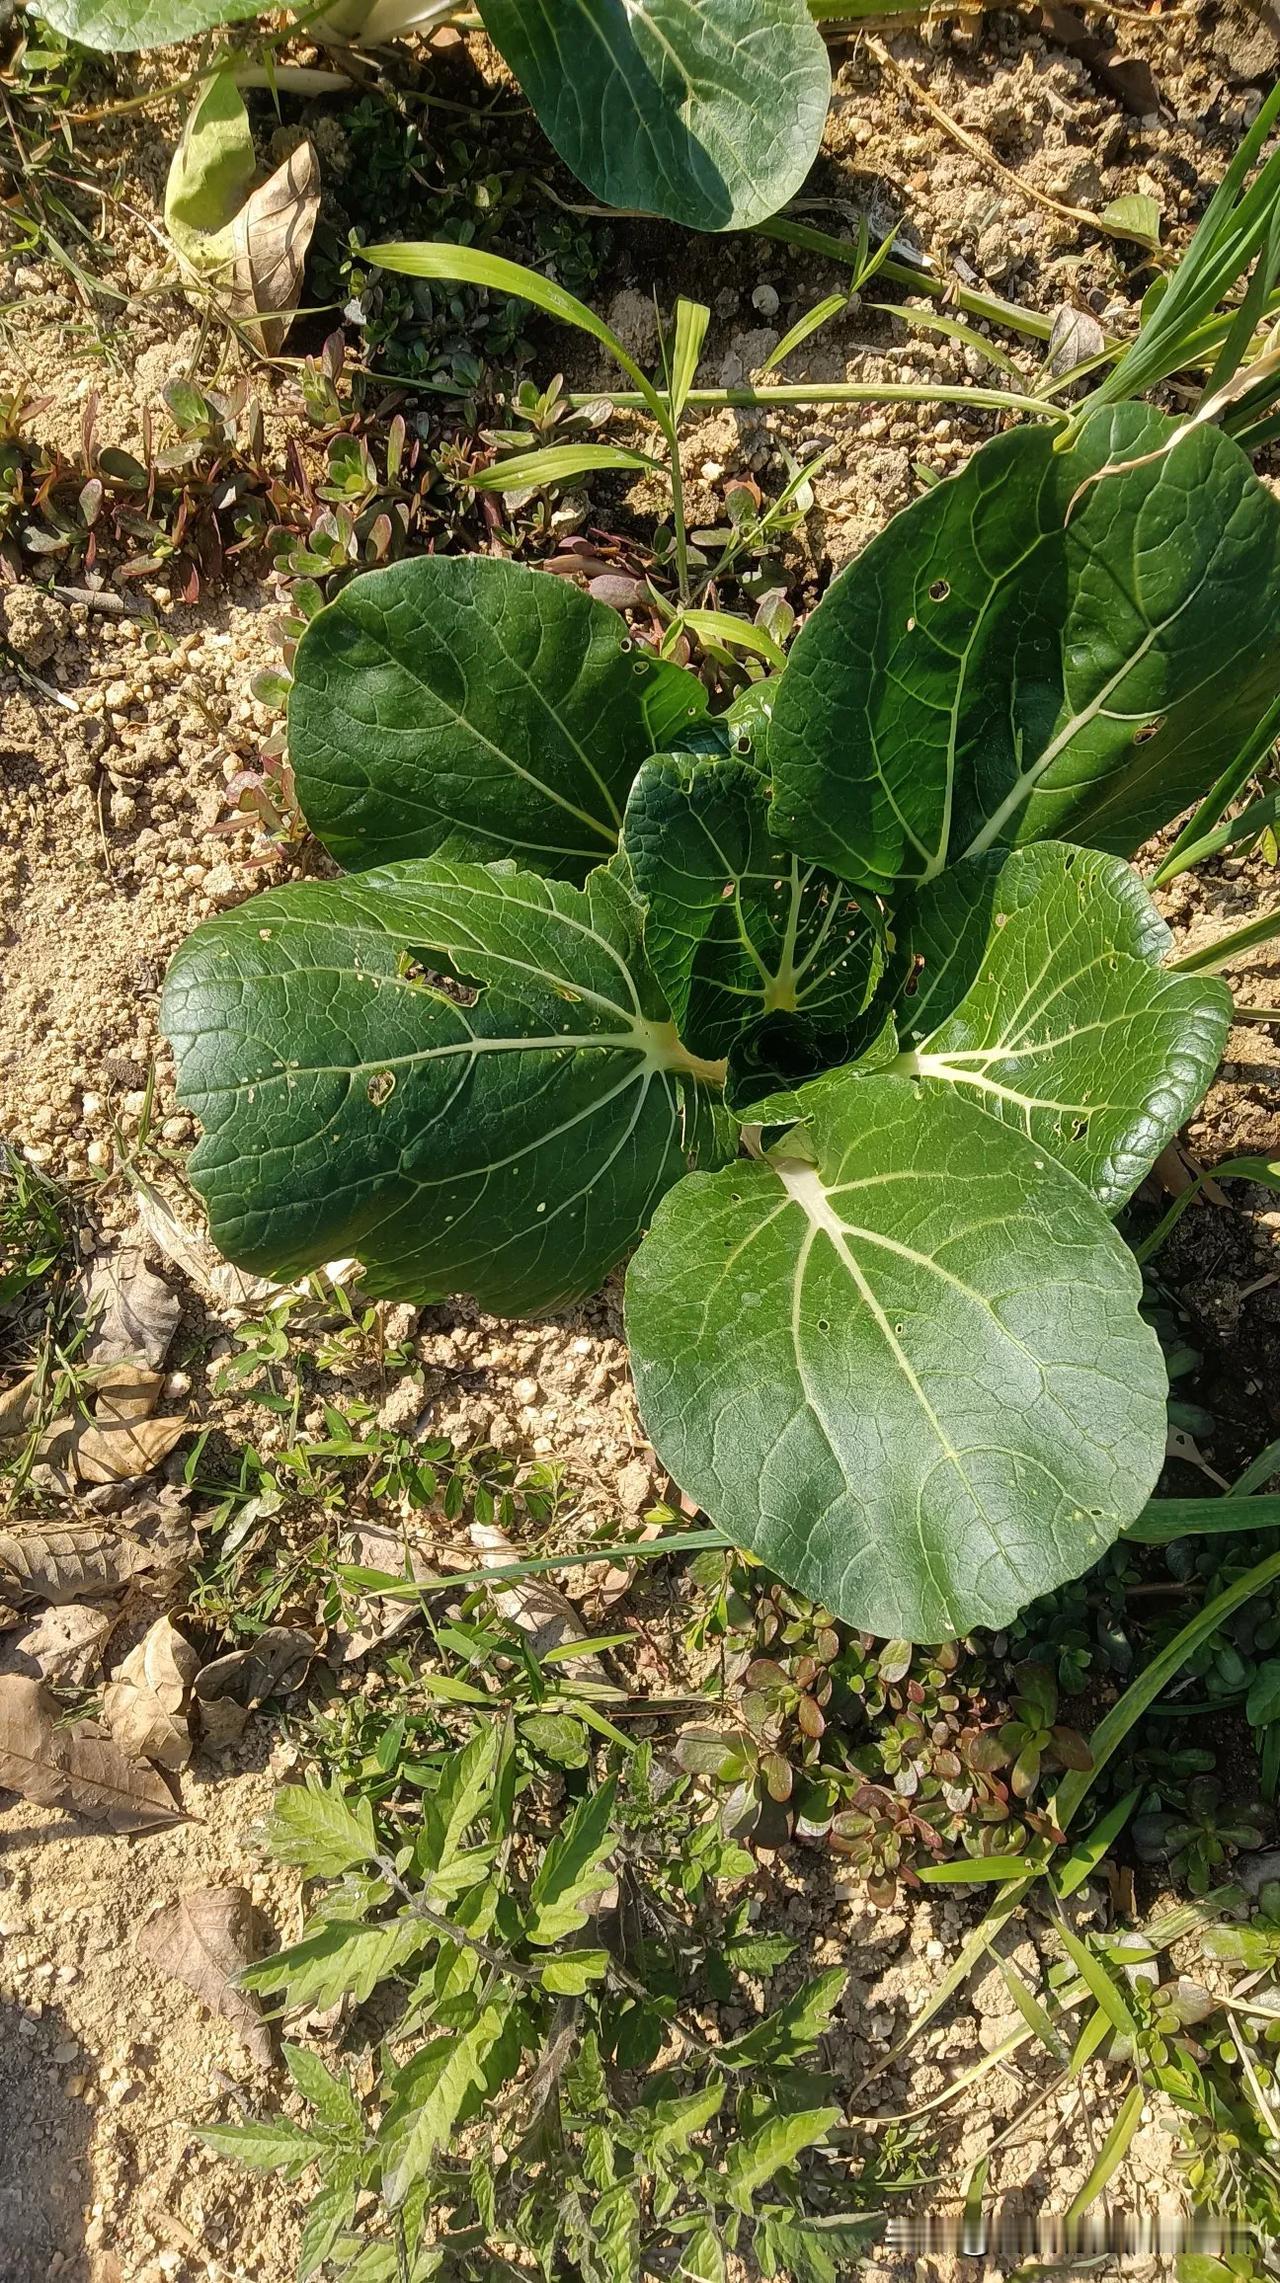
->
1000, 1962, 1068, 2064
1150, 788, 1280, 888
1150, 691, 1280, 886
915, 1856, 1034, 1884
468, 442, 658, 491
666, 298, 710, 421
1054, 1788, 1142, 1898
1167, 901, 1280, 974
1129, 1495, 1280, 1544
1065, 2084, 1143, 2221
365, 241, 665, 417
1054, 1924, 1139, 2042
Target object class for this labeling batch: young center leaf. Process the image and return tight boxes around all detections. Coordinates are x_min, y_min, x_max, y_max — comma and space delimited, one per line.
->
161, 859, 732, 1315
474, 0, 830, 233
892, 843, 1232, 1208
626, 1070, 1168, 1642
768, 404, 1280, 894
620, 753, 883, 1058
288, 556, 708, 882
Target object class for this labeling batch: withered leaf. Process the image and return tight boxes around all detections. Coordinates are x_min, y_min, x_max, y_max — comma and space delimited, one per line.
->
0, 1602, 115, 1687
137, 1885, 272, 2067
1047, 303, 1107, 379
73, 1411, 189, 1486
194, 1625, 316, 1729
0, 1368, 41, 1439
94, 1364, 165, 1424
82, 1249, 181, 1372
0, 1674, 185, 1831
102, 1615, 199, 1770
0, 1521, 153, 1603
470, 1523, 601, 1670
132, 1181, 276, 1321
334, 1523, 434, 1664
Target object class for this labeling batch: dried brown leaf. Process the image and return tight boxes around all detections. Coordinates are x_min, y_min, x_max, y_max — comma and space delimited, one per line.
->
82, 1250, 181, 1371
94, 1364, 165, 1424
470, 1523, 601, 1669
73, 1411, 189, 1486
0, 1673, 185, 1831
0, 1602, 115, 1687
194, 1625, 316, 1720
0, 1521, 153, 1603
334, 1523, 433, 1663
102, 1615, 199, 1770
0, 1368, 41, 1439
132, 1183, 277, 1320
183, 141, 320, 357
137, 1885, 272, 2067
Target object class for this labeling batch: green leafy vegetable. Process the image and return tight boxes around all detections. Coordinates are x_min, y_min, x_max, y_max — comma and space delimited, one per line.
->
620, 753, 882, 1057
767, 406, 1280, 894
288, 556, 707, 880
165, 397, 1270, 1639
474, 0, 830, 232
627, 1071, 1168, 1641
161, 859, 732, 1315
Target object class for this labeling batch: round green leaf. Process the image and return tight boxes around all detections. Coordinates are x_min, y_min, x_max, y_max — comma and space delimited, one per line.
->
162, 859, 732, 1314
627, 1071, 1167, 1640
768, 406, 1280, 893
288, 557, 707, 881
39, 0, 257, 47
475, 0, 829, 232
621, 753, 881, 1058
895, 843, 1231, 1208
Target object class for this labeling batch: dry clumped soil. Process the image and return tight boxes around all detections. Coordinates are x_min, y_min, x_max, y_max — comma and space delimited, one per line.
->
3, 6, 1280, 2278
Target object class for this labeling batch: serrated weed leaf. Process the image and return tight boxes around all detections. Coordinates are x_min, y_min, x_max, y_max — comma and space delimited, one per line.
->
242, 1916, 432, 2012
197, 2115, 327, 2177
627, 1072, 1167, 1640
894, 844, 1232, 1207
525, 1775, 618, 1945
474, 0, 829, 233
769, 406, 1280, 892
722, 2104, 841, 2205
622, 754, 882, 1059
719, 1967, 845, 2065
265, 1775, 377, 1880
378, 2004, 514, 2207
163, 860, 733, 1314
289, 558, 706, 882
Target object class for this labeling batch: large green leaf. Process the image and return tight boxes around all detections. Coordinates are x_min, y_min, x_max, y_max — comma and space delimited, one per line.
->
627, 1070, 1167, 1641
474, 0, 829, 232
161, 859, 731, 1314
621, 754, 881, 1058
768, 406, 1280, 894
288, 557, 707, 881
38, 0, 257, 47
892, 844, 1232, 1208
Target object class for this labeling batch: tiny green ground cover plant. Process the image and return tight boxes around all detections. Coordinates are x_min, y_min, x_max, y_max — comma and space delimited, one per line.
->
162, 396, 1280, 1646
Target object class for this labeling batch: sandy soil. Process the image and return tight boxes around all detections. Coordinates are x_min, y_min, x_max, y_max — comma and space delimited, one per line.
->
4, 6, 1280, 2278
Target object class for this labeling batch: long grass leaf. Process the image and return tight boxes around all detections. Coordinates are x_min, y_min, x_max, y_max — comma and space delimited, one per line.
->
1055, 1924, 1139, 2041
1054, 1788, 1142, 1897
1066, 2084, 1143, 2219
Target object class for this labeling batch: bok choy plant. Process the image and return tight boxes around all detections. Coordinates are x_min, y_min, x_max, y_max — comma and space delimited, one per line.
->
38, 0, 831, 233
161, 395, 1280, 1645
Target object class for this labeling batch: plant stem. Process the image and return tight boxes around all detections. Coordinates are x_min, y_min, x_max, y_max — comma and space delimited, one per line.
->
568, 381, 1059, 421
661, 413, 691, 606
754, 216, 1056, 343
